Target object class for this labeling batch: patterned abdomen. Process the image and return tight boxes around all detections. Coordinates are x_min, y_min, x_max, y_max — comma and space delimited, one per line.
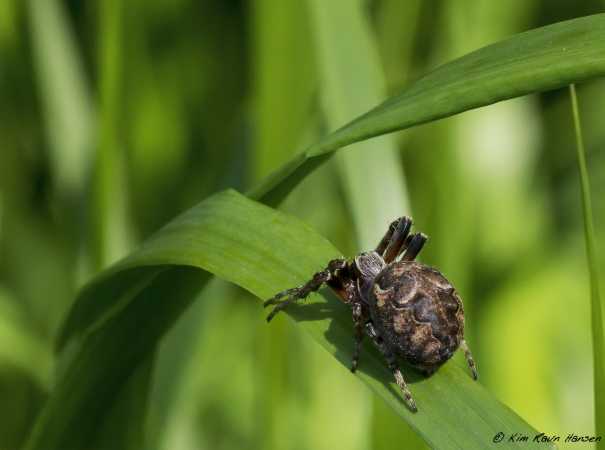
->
370, 261, 464, 372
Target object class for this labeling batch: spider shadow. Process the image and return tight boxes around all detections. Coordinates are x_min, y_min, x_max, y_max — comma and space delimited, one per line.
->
285, 288, 426, 411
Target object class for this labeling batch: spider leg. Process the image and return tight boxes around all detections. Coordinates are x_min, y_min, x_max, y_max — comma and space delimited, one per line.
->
375, 218, 400, 255
377, 217, 412, 263
264, 258, 347, 322
350, 301, 366, 373
401, 233, 427, 261
460, 339, 478, 380
365, 322, 418, 412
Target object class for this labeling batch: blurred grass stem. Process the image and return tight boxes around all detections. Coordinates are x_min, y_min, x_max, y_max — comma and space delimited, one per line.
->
569, 84, 604, 448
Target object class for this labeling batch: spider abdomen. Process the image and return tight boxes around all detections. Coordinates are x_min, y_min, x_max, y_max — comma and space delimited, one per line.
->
370, 261, 464, 372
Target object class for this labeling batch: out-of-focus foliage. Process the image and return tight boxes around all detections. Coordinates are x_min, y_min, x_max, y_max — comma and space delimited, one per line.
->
0, 1, 604, 449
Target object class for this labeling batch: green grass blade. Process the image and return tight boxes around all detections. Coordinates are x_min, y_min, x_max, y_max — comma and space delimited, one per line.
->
250, 4, 325, 450
28, 190, 552, 450
93, 0, 134, 269
249, 14, 605, 206
307, 0, 409, 248
308, 2, 424, 447
374, 0, 421, 90
83, 2, 144, 448
569, 84, 604, 449
0, 288, 52, 388
251, 0, 317, 180
27, 0, 93, 197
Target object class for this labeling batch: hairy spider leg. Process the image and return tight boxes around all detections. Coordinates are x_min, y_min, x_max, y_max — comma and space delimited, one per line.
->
375, 217, 412, 257
401, 233, 427, 261
381, 217, 413, 263
350, 301, 367, 373
365, 322, 418, 412
263, 258, 347, 322
460, 339, 478, 380
375, 218, 400, 255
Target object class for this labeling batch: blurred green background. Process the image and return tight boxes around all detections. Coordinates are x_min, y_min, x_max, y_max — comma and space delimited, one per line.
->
1, 0, 604, 449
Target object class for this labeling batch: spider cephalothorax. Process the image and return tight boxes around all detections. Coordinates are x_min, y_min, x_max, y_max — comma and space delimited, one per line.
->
264, 216, 477, 412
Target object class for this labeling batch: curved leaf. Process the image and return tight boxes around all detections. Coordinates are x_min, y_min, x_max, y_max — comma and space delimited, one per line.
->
28, 190, 550, 450
28, 14, 605, 450
250, 13, 605, 206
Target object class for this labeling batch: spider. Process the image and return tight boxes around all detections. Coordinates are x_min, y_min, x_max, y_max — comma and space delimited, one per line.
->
264, 216, 478, 412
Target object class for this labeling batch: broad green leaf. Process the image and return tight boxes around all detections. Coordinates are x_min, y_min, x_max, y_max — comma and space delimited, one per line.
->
569, 85, 604, 449
27, 265, 208, 450
28, 190, 551, 450
249, 13, 605, 206
94, 357, 154, 450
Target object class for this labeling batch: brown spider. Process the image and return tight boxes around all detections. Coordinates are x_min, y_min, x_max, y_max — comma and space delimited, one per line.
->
264, 216, 478, 412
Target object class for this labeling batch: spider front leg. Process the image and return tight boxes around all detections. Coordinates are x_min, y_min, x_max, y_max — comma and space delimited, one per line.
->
365, 322, 417, 412
401, 233, 427, 261
374, 216, 428, 263
376, 217, 412, 263
264, 258, 347, 322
